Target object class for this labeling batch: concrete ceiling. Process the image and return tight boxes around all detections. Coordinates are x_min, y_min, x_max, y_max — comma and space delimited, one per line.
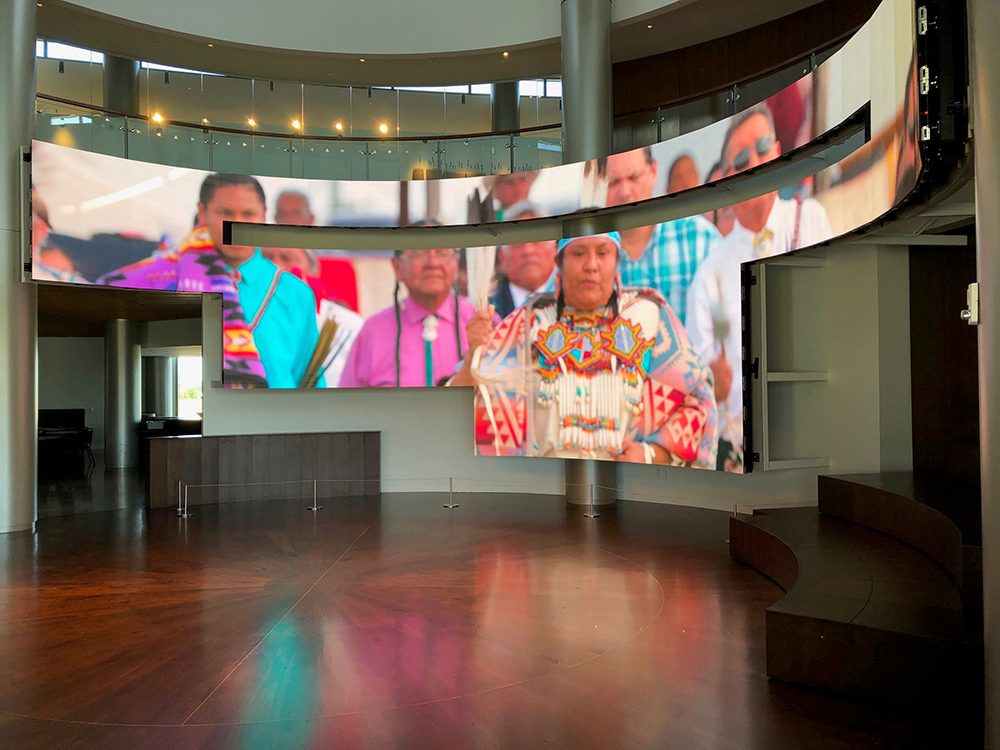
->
39, 0, 828, 86
37, 282, 201, 337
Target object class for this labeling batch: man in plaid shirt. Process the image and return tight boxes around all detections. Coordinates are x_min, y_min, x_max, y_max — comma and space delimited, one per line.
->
605, 148, 721, 326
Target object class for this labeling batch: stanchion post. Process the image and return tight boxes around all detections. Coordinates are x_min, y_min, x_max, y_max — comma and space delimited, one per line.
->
176, 480, 183, 516
584, 482, 600, 518
444, 476, 459, 509
179, 485, 192, 519
307, 478, 323, 511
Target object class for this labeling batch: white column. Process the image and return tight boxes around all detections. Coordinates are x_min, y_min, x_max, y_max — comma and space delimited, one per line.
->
0, 0, 38, 534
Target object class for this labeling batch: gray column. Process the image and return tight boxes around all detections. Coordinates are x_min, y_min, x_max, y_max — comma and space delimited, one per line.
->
561, 0, 617, 505
969, 0, 1000, 744
560, 0, 613, 163
105, 319, 142, 469
102, 54, 140, 115
142, 356, 178, 418
491, 82, 520, 133
0, 0, 37, 534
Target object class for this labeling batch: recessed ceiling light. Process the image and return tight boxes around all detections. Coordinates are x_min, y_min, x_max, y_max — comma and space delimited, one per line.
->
378, 122, 389, 134
359, 58, 365, 62
502, 51, 509, 58
208, 43, 214, 47
647, 24, 653, 29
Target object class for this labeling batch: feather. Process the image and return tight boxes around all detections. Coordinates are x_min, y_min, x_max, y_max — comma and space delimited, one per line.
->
465, 246, 497, 312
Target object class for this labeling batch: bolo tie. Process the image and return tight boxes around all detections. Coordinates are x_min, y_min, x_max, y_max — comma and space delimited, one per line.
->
421, 315, 439, 387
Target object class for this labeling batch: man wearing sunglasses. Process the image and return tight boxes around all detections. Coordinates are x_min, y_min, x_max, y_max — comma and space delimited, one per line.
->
605, 147, 720, 327
685, 103, 832, 472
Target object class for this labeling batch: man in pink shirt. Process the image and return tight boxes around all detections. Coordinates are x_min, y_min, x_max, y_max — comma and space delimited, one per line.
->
339, 247, 477, 388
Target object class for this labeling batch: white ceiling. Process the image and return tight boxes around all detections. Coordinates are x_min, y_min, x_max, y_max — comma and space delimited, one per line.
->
61, 0, 683, 56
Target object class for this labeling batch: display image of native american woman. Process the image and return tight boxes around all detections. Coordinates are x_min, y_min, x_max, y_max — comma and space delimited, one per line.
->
451, 232, 718, 468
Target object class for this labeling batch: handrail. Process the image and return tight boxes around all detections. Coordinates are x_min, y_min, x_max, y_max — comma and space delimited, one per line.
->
35, 93, 562, 143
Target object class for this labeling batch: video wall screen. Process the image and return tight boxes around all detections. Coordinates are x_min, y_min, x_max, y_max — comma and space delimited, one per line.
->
28, 0, 919, 473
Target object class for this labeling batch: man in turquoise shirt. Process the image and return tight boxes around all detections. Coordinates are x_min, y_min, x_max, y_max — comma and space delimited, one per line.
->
194, 173, 323, 388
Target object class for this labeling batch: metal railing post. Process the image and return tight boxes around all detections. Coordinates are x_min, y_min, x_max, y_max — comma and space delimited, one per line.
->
584, 483, 600, 519
307, 478, 323, 511
178, 485, 192, 519
443, 477, 459, 509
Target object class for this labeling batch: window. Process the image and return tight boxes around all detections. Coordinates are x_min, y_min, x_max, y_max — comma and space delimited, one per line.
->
176, 356, 203, 419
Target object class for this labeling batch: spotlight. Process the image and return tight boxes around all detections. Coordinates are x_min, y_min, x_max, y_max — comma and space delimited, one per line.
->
647, 24, 653, 29
291, 118, 301, 129
334, 121, 343, 131
247, 117, 256, 127
359, 58, 365, 62
378, 122, 389, 135
208, 43, 214, 48
202, 118, 209, 124
502, 51, 509, 58
151, 112, 164, 123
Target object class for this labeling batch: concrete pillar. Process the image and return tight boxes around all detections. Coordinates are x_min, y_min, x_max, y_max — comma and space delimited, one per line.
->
102, 54, 140, 115
561, 0, 616, 505
142, 356, 177, 418
969, 0, 1000, 743
491, 82, 520, 133
105, 319, 142, 469
0, 0, 38, 534
560, 0, 613, 163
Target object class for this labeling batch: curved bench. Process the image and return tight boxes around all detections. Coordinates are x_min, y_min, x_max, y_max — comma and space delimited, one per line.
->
730, 507, 982, 710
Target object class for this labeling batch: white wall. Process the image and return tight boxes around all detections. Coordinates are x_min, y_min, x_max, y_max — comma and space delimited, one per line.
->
200, 245, 912, 509
142, 318, 201, 356
38, 336, 105, 447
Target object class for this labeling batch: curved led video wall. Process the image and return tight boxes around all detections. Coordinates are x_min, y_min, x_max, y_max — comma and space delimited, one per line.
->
29, 0, 919, 474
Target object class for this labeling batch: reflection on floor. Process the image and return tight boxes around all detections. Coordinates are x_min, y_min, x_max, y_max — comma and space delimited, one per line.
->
37, 451, 145, 519
0, 491, 970, 749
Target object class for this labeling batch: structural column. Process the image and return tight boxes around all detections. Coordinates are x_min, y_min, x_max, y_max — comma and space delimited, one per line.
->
102, 54, 140, 115
142, 356, 178, 418
561, 0, 617, 505
0, 0, 38, 534
491, 82, 520, 133
105, 319, 142, 469
969, 0, 1000, 744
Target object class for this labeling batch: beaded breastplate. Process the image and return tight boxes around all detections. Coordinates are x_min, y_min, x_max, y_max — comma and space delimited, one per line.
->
533, 308, 653, 456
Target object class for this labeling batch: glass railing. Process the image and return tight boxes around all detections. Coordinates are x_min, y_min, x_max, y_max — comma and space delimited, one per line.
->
34, 38, 843, 179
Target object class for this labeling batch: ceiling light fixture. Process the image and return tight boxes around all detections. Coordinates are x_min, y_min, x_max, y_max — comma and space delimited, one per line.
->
334, 121, 343, 131
378, 122, 389, 135
208, 43, 214, 47
647, 24, 653, 29
202, 118, 209, 124
359, 58, 366, 62
502, 51, 509, 58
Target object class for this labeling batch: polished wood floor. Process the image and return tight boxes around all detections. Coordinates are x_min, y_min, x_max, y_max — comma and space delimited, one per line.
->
1, 480, 958, 749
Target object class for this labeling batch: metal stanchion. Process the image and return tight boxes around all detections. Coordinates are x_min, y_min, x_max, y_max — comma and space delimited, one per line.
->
178, 485, 193, 519
176, 480, 183, 516
584, 483, 600, 518
443, 477, 459, 509
307, 479, 323, 511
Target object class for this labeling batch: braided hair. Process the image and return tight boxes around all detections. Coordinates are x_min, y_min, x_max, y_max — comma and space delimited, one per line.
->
392, 241, 464, 387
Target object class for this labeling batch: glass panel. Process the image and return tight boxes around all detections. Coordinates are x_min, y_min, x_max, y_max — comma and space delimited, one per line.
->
303, 83, 352, 138
367, 139, 400, 181
444, 91, 490, 135
210, 130, 255, 174
517, 126, 562, 170
612, 115, 633, 154
299, 138, 355, 180
676, 91, 729, 136
398, 138, 441, 181
146, 69, 204, 128
251, 79, 303, 134
146, 121, 209, 169
202, 75, 253, 131
442, 135, 496, 177
125, 117, 150, 162
353, 87, 397, 139
251, 133, 295, 177
398, 89, 445, 138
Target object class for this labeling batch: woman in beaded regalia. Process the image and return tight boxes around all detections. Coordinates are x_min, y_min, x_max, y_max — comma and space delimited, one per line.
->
451, 232, 718, 468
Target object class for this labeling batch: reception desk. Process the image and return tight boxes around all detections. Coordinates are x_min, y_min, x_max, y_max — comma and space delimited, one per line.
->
146, 431, 380, 509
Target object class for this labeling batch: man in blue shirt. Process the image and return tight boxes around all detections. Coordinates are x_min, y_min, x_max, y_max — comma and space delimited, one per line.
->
605, 148, 720, 326
194, 174, 323, 389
